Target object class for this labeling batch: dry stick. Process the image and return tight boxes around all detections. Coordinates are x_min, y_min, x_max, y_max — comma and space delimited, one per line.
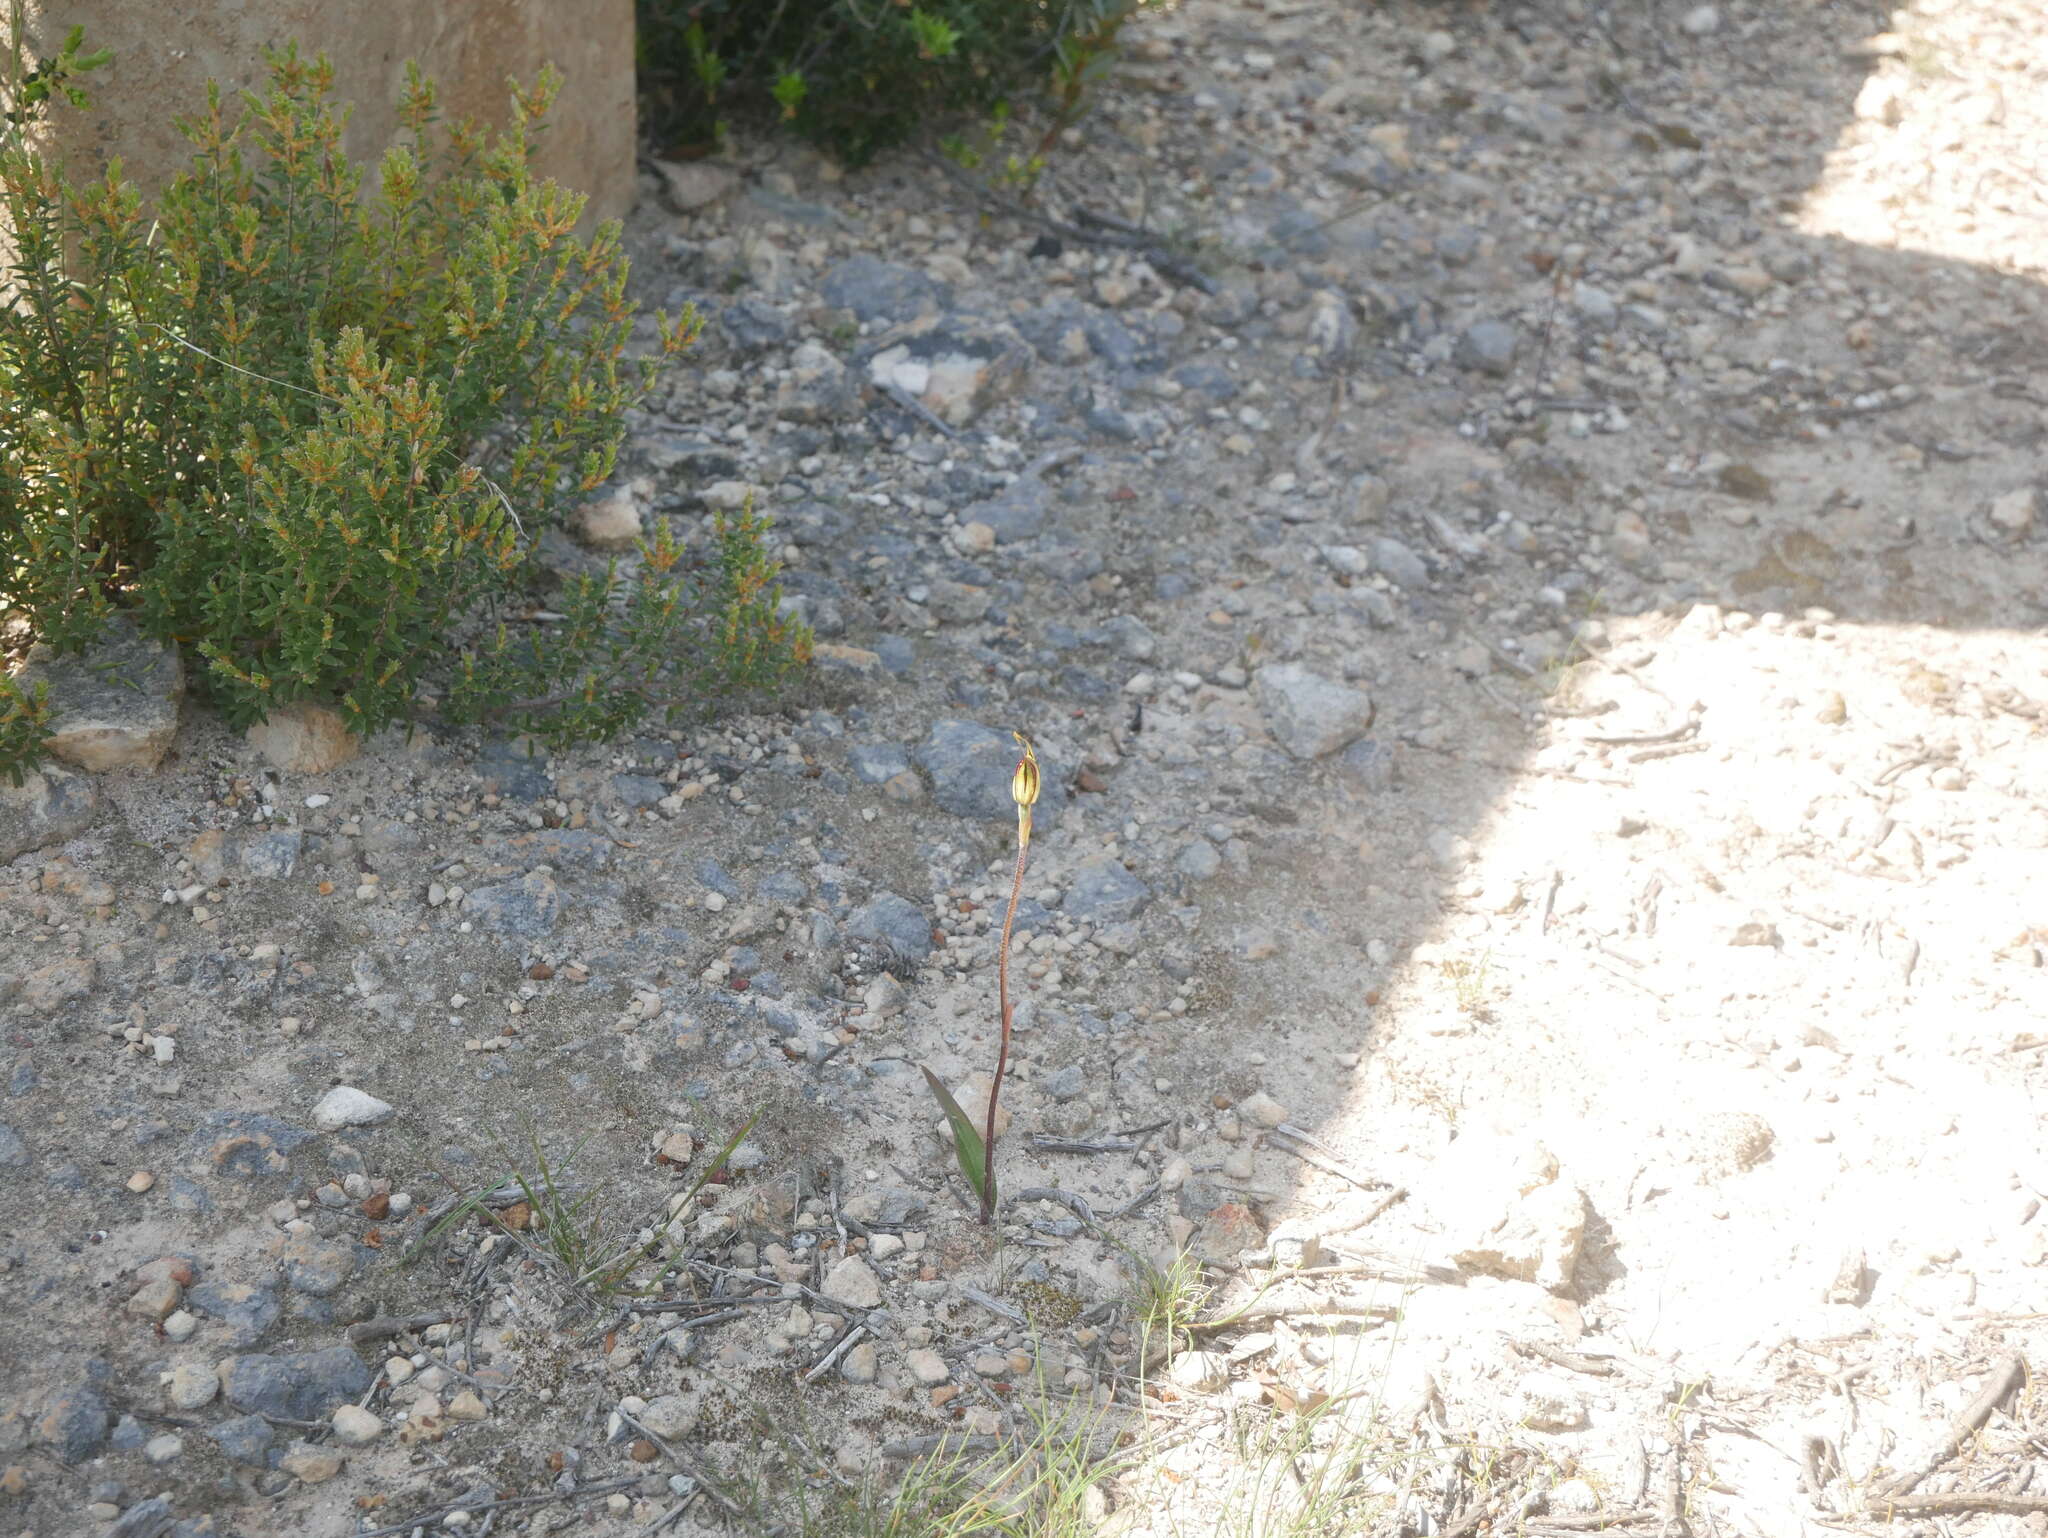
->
1873, 1351, 2027, 1500
1877, 1492, 2048, 1516
345, 1310, 469, 1346
348, 1477, 644, 1538
800, 1323, 868, 1385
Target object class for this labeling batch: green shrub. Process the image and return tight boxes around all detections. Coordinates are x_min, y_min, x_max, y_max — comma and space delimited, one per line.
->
0, 34, 809, 775
638, 0, 1152, 167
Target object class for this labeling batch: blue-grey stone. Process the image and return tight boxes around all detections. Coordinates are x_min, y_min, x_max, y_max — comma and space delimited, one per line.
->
696, 859, 742, 899
281, 1234, 356, 1297
846, 893, 932, 961
613, 774, 664, 809
477, 740, 553, 800
35, 1383, 109, 1464
1097, 615, 1157, 662
109, 1416, 147, 1453
875, 636, 915, 676
1008, 897, 1053, 935
491, 827, 614, 871
218, 1347, 371, 1422
7, 1058, 35, 1096
194, 1111, 314, 1182
465, 873, 563, 937
1065, 858, 1151, 923
208, 1414, 274, 1467
818, 255, 947, 325
0, 1123, 28, 1168
1176, 841, 1223, 880
719, 298, 793, 356
1085, 401, 1138, 441
166, 1176, 215, 1216
1455, 318, 1518, 376
1039, 1064, 1088, 1102
186, 1281, 282, 1346
848, 744, 911, 784
1338, 738, 1396, 794
913, 720, 1066, 829
1083, 312, 1142, 368
1057, 667, 1114, 702
1369, 537, 1430, 589
962, 478, 1053, 544
759, 870, 808, 903
0, 764, 98, 863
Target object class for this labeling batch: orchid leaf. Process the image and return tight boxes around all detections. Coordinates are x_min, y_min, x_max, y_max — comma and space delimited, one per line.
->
921, 1066, 993, 1211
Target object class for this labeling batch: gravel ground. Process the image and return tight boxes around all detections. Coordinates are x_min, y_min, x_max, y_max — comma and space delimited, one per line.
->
5, 1, 2048, 1535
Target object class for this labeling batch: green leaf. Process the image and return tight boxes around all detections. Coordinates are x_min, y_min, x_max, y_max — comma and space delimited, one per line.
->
921, 1066, 992, 1209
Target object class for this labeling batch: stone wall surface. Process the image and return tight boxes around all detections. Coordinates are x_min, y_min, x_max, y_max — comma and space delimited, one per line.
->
19, 0, 635, 225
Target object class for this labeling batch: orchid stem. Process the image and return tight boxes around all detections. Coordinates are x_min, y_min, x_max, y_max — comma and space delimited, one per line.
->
982, 832, 1027, 1225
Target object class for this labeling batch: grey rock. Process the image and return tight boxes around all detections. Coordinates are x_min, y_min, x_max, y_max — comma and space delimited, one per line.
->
818, 255, 948, 325
1255, 665, 1375, 760
696, 858, 742, 899
847, 893, 932, 962
718, 297, 793, 356
1369, 537, 1430, 589
821, 1255, 883, 1310
1571, 282, 1618, 329
863, 314, 1035, 428
758, 869, 808, 903
848, 743, 912, 784
219, 1347, 371, 1422
113, 1494, 175, 1534
613, 774, 664, 808
875, 636, 915, 675
961, 477, 1054, 544
1100, 615, 1157, 662
208, 1414, 274, 1467
1336, 738, 1396, 794
1454, 319, 1518, 376
1066, 857, 1151, 923
1176, 841, 1223, 880
1349, 588, 1398, 628
1326, 150, 1400, 192
1083, 311, 1145, 368
1175, 359, 1238, 401
15, 616, 183, 771
195, 1110, 313, 1180
0, 764, 98, 861
280, 1233, 356, 1297
0, 1124, 28, 1168
1039, 1064, 1088, 1102
311, 1086, 393, 1133
913, 719, 1066, 828
166, 1177, 214, 1216
775, 342, 863, 424
186, 1281, 283, 1346
476, 740, 553, 801
35, 1383, 110, 1463
490, 827, 614, 871
926, 580, 991, 625
465, 872, 563, 937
